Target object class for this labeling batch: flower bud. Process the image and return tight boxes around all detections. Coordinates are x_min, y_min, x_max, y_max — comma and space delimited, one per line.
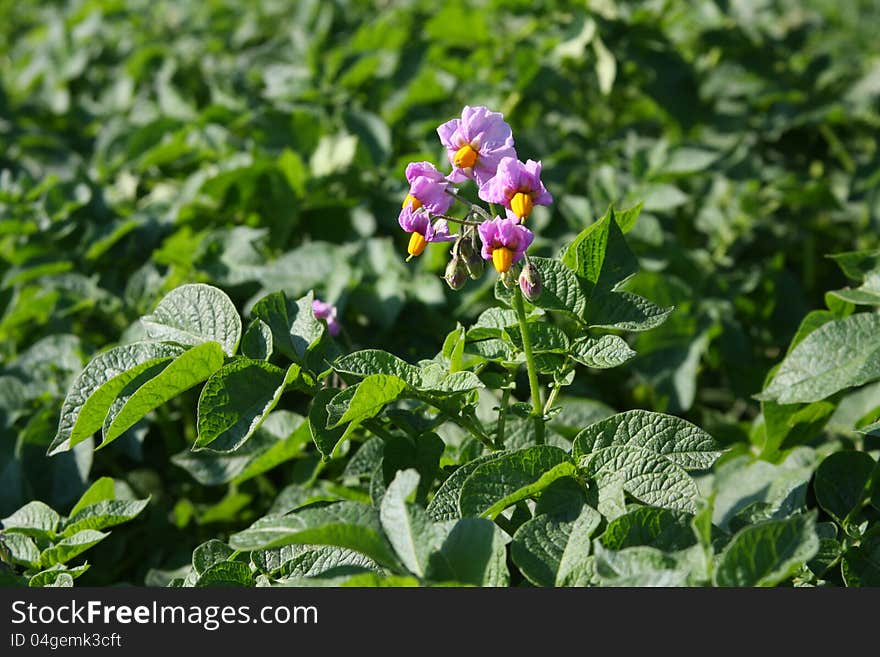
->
458, 233, 484, 279
444, 256, 468, 290
519, 260, 542, 301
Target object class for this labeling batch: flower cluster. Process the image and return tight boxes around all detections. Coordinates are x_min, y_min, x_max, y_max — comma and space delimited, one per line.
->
398, 106, 552, 298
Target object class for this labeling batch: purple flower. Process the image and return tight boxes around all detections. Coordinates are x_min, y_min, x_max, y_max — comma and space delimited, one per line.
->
397, 161, 456, 258
399, 208, 456, 258
437, 106, 516, 186
312, 298, 341, 337
479, 157, 552, 222
400, 161, 454, 216
477, 216, 534, 274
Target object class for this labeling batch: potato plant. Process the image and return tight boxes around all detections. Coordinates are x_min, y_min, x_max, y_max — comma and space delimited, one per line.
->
1, 0, 879, 587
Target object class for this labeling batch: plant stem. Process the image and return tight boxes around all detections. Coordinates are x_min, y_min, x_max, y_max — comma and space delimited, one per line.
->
495, 386, 511, 449
543, 382, 561, 416
511, 285, 545, 445
434, 213, 482, 227
444, 189, 492, 219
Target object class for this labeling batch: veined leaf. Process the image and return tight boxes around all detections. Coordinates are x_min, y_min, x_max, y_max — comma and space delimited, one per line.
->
459, 446, 577, 519
527, 256, 587, 318
571, 335, 636, 369
252, 290, 324, 362
379, 470, 444, 578
581, 446, 699, 512
195, 359, 299, 452
101, 342, 225, 446
572, 410, 723, 470
141, 284, 242, 357
1, 501, 61, 539
229, 501, 400, 570
511, 504, 601, 587
40, 530, 108, 566
758, 313, 880, 404
48, 342, 184, 455
326, 374, 406, 429
813, 451, 876, 526
714, 512, 819, 587
60, 498, 149, 537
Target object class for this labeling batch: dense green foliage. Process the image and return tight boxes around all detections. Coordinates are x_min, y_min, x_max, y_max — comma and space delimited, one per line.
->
1, 0, 879, 587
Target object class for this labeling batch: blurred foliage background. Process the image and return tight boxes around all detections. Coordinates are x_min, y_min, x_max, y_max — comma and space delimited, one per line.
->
1, 0, 879, 583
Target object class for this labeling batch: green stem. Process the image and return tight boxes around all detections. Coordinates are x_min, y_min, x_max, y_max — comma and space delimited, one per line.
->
543, 382, 561, 416
512, 286, 545, 445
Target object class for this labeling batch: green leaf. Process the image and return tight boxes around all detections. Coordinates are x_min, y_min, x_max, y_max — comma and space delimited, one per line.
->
101, 342, 225, 446
466, 308, 518, 340
172, 413, 307, 486
241, 319, 274, 360
561, 207, 638, 293
28, 565, 88, 587
841, 533, 880, 587
585, 291, 673, 332
505, 323, 570, 354
48, 342, 183, 455
857, 420, 880, 437
593, 544, 703, 586
233, 412, 311, 484
333, 350, 483, 394
0, 532, 40, 567
511, 505, 601, 587
60, 498, 149, 537
195, 360, 298, 452
334, 350, 421, 386
228, 501, 400, 570
425, 453, 507, 522
570, 335, 636, 369
711, 450, 814, 532
758, 313, 880, 404
426, 517, 511, 586
813, 451, 876, 525
527, 256, 587, 317
68, 477, 116, 518
379, 470, 443, 578
327, 374, 407, 429
581, 446, 699, 512
572, 410, 722, 470
40, 530, 108, 566
613, 202, 643, 233
714, 512, 819, 587
252, 290, 324, 362
253, 545, 378, 579
194, 562, 254, 586
309, 388, 350, 459
600, 507, 697, 551
192, 539, 236, 575
459, 446, 578, 519
141, 284, 242, 357
1, 501, 60, 539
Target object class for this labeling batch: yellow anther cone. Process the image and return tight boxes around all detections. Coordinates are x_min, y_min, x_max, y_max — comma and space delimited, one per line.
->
407, 232, 428, 257
492, 247, 515, 273
510, 192, 534, 221
453, 144, 478, 169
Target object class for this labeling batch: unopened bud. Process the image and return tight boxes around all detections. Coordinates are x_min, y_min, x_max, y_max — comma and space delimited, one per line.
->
458, 234, 484, 279
519, 261, 542, 301
444, 256, 468, 290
